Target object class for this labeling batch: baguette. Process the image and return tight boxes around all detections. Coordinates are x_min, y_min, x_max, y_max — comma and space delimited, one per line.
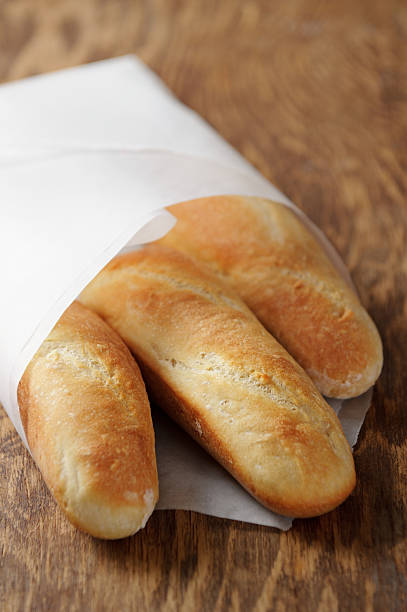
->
157, 195, 383, 398
18, 301, 158, 539
80, 245, 356, 518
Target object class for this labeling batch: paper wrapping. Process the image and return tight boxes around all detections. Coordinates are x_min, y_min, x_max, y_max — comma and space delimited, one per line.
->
0, 56, 372, 530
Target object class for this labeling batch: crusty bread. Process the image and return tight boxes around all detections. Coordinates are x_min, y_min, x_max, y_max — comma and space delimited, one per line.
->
157, 195, 383, 398
80, 245, 356, 518
18, 301, 158, 539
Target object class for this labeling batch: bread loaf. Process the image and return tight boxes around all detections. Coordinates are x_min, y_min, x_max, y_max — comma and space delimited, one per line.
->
18, 301, 158, 539
157, 195, 383, 398
80, 246, 356, 518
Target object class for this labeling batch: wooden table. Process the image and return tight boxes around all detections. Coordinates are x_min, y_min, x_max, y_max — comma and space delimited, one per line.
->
1, 1, 406, 609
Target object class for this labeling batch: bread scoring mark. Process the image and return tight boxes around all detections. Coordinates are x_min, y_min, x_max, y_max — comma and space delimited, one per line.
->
41, 341, 132, 407
245, 264, 352, 311
155, 352, 340, 447
115, 264, 252, 317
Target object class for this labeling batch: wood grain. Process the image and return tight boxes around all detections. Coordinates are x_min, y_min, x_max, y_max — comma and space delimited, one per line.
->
1, 0, 407, 610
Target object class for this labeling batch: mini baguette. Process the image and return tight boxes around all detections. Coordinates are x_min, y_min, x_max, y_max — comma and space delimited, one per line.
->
158, 195, 383, 398
80, 245, 356, 518
18, 301, 158, 539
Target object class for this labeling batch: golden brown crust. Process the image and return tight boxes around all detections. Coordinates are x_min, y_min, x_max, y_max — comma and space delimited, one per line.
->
80, 246, 356, 518
18, 301, 158, 539
158, 195, 383, 398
